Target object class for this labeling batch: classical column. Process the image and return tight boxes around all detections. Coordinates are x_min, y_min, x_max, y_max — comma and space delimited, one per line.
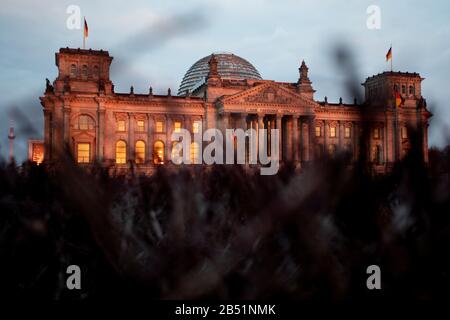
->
353, 122, 359, 161
292, 115, 299, 163
166, 116, 172, 163
338, 121, 344, 152
97, 108, 105, 162
53, 102, 64, 159
323, 120, 329, 155
308, 117, 315, 161
286, 116, 292, 161
257, 113, 265, 160
62, 104, 71, 151
147, 114, 155, 164
222, 112, 230, 132
276, 114, 282, 161
44, 110, 52, 161
128, 113, 135, 163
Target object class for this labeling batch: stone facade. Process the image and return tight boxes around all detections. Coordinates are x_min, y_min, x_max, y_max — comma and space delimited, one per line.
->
39, 48, 432, 174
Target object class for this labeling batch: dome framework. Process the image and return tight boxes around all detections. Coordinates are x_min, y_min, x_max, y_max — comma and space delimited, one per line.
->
178, 53, 262, 95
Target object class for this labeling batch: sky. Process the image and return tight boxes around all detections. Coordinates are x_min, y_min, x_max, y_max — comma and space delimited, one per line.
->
1, 0, 449, 161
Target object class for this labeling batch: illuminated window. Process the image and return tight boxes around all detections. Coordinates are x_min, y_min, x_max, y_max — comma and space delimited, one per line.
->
156, 121, 164, 133
315, 126, 321, 137
153, 141, 164, 164
78, 115, 94, 130
137, 120, 145, 132
373, 128, 380, 139
401, 127, 408, 139
135, 140, 145, 164
329, 126, 336, 138
190, 142, 200, 164
193, 121, 201, 133
115, 141, 127, 164
344, 127, 351, 138
117, 120, 126, 131
174, 121, 182, 133
70, 64, 77, 77
77, 143, 90, 163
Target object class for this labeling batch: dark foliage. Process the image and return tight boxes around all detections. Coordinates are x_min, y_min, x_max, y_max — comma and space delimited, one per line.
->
1, 134, 450, 301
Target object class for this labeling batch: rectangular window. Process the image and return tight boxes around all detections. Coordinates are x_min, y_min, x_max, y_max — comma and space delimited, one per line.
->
401, 127, 408, 139
344, 127, 351, 138
193, 121, 201, 133
156, 121, 164, 133
315, 126, 321, 137
174, 121, 182, 133
373, 128, 380, 139
329, 127, 336, 138
137, 120, 145, 132
77, 143, 90, 163
117, 120, 126, 131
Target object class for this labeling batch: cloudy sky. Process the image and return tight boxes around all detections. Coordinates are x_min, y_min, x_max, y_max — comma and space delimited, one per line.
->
1, 0, 449, 161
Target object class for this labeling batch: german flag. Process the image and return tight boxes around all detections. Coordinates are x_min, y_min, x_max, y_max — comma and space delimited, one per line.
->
84, 18, 89, 38
386, 46, 392, 62
395, 90, 405, 108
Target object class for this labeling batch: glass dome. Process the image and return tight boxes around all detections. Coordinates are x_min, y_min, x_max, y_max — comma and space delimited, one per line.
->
178, 53, 262, 95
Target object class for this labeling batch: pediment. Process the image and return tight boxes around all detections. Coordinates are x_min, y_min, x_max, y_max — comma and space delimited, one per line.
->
220, 82, 317, 107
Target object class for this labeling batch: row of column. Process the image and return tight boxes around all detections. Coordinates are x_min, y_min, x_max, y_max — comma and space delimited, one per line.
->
220, 112, 316, 164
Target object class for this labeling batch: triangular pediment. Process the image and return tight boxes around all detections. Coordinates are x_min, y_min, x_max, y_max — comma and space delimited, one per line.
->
220, 82, 317, 107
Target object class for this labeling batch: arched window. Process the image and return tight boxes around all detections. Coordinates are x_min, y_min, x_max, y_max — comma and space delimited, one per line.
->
82, 65, 88, 78
153, 141, 164, 164
70, 64, 77, 77
116, 141, 127, 164
401, 85, 406, 94
76, 114, 95, 130
135, 141, 145, 164
190, 142, 200, 164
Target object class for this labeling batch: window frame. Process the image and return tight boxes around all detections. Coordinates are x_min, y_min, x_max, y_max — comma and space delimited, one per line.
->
135, 140, 146, 164
329, 126, 336, 138
136, 120, 145, 132
344, 127, 351, 138
77, 142, 90, 163
153, 141, 165, 164
117, 120, 126, 132
315, 126, 321, 137
155, 121, 164, 133
373, 127, 381, 139
115, 140, 127, 164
